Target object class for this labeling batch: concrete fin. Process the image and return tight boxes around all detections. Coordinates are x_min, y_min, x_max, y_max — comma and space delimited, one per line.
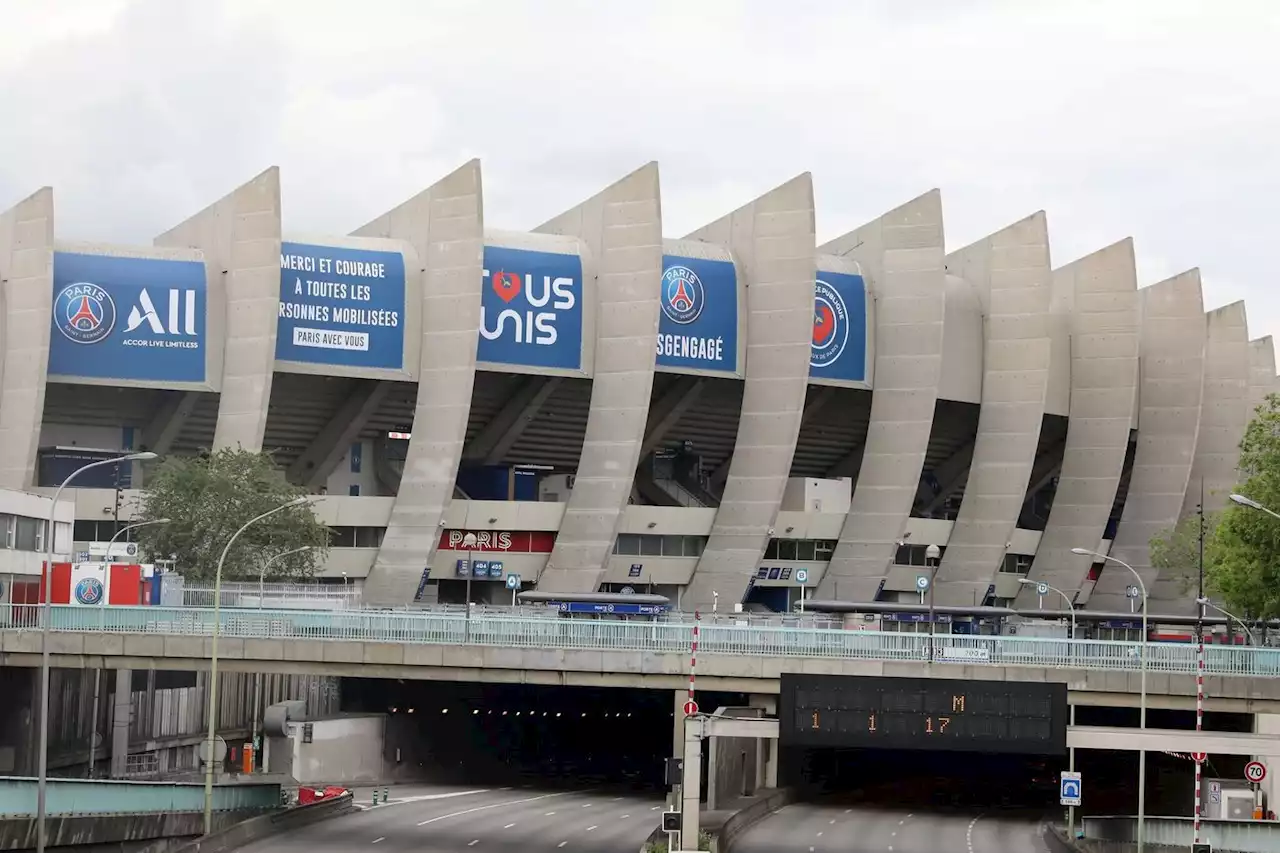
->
1090, 269, 1205, 612
358, 160, 485, 605
814, 189, 946, 603
0, 187, 54, 489
155, 167, 282, 453
534, 162, 664, 593
681, 173, 816, 610
1017, 238, 1140, 606
933, 211, 1052, 607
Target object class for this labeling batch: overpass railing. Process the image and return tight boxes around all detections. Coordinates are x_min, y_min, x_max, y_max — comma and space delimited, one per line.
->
5, 604, 1280, 677
0, 776, 281, 816
1082, 815, 1280, 852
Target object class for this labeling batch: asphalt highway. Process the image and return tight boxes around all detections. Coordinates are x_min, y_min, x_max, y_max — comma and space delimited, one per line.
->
733, 803, 1052, 853
239, 784, 666, 853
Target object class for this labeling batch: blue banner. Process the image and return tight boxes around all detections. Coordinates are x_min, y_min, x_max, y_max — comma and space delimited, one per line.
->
656, 255, 737, 374
480, 246, 583, 371
553, 601, 667, 615
277, 242, 406, 370
49, 252, 207, 383
809, 271, 868, 383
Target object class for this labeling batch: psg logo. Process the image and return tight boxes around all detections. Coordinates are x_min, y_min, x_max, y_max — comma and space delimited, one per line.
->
74, 577, 105, 606
54, 282, 116, 345
810, 279, 849, 369
660, 265, 705, 325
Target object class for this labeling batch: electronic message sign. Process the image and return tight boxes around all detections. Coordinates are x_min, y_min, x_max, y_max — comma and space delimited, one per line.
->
780, 674, 1066, 755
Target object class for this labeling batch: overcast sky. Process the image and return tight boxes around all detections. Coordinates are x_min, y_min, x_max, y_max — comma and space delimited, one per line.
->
2, 0, 1277, 346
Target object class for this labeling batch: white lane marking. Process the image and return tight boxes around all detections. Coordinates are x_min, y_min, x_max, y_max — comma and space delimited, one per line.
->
362, 788, 489, 811
830, 819, 836, 824
503, 823, 515, 829
584, 804, 594, 808
891, 831, 896, 837
611, 796, 623, 801
586, 825, 598, 831
621, 814, 630, 819
416, 790, 575, 826
844, 808, 852, 814
809, 847, 815, 852
650, 806, 660, 811
467, 841, 479, 847
816, 830, 823, 837
545, 811, 556, 816
372, 838, 384, 844
558, 843, 567, 849
899, 820, 905, 826
966, 814, 983, 853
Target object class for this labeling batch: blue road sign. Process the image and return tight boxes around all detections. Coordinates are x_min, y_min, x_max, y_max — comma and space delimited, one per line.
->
916, 574, 930, 591
505, 574, 520, 590
795, 569, 809, 584
553, 601, 667, 616
1060, 771, 1082, 806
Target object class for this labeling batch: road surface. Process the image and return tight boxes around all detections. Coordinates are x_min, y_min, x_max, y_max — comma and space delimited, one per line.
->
240, 784, 665, 853
733, 803, 1051, 853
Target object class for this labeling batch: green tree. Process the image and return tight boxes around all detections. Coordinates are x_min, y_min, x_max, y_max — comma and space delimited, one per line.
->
1148, 511, 1220, 597
134, 448, 329, 583
1201, 393, 1280, 618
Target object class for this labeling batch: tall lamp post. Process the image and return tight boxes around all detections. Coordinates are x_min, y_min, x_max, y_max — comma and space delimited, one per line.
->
203, 497, 313, 834
1073, 547, 1148, 852
1197, 597, 1259, 646
461, 532, 477, 642
1019, 576, 1079, 834
925, 544, 940, 662
37, 450, 157, 853
85, 516, 170, 779
257, 545, 313, 609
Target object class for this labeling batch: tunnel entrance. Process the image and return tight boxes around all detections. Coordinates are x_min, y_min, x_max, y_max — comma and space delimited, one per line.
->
342, 678, 745, 790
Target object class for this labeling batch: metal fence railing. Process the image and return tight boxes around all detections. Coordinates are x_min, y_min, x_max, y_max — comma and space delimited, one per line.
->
6, 603, 1280, 678
1082, 816, 1280, 852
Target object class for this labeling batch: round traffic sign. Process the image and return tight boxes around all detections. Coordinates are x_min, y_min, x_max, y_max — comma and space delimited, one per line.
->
1191, 752, 1207, 763
795, 569, 809, 584
683, 700, 699, 717
1246, 761, 1267, 783
916, 575, 930, 591
1036, 582, 1049, 596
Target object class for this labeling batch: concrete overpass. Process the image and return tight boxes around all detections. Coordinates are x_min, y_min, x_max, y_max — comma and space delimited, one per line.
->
5, 604, 1280, 710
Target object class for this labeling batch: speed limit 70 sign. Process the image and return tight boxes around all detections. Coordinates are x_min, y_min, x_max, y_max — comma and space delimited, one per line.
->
1246, 760, 1268, 783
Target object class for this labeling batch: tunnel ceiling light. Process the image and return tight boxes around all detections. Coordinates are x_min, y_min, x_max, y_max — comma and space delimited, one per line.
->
441, 708, 448, 714
502, 710, 508, 715
389, 706, 397, 713
555, 712, 561, 717
407, 708, 415, 714
472, 709, 479, 715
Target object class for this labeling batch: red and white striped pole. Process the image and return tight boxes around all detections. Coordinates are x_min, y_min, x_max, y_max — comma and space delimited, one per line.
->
688, 611, 700, 712
1194, 630, 1205, 844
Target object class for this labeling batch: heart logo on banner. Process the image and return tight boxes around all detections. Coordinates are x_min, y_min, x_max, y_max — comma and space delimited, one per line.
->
492, 271, 522, 303
813, 304, 836, 345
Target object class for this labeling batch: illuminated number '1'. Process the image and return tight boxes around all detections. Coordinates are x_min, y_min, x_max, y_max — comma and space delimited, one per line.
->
811, 711, 820, 730
868, 713, 876, 732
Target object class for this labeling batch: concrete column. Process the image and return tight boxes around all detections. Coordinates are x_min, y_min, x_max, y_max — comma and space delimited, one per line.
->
110, 669, 131, 778
672, 690, 686, 763
1255, 713, 1280, 814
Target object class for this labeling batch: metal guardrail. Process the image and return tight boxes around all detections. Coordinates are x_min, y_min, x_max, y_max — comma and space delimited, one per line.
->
181, 582, 362, 610
0, 775, 282, 816
5, 604, 1280, 678
1082, 815, 1280, 852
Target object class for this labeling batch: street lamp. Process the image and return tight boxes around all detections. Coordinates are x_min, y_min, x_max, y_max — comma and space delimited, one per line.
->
86, 516, 170, 779
1228, 492, 1280, 520
258, 546, 313, 609
1019, 575, 1079, 836
36, 450, 157, 853
1073, 547, 1148, 852
203, 496, 314, 834
1197, 597, 1259, 646
462, 532, 476, 642
925, 544, 940, 662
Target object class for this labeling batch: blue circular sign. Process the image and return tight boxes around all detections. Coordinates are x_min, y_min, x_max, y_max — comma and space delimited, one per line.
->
810, 279, 850, 369
660, 265, 705, 325
54, 282, 116, 345
74, 577, 105, 605
795, 569, 809, 584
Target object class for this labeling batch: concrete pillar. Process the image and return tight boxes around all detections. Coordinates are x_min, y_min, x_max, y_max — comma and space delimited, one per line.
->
1255, 713, 1280, 814
748, 693, 778, 790
672, 689, 687, 763
110, 669, 131, 778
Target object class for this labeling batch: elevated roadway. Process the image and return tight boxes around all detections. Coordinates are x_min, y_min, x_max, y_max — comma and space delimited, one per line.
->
734, 804, 1051, 853
241, 784, 663, 853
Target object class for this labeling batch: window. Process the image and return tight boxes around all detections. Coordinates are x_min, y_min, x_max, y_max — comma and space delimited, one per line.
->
893, 544, 946, 566
0, 514, 14, 549
762, 538, 838, 561
1001, 553, 1033, 574
15, 517, 42, 552
328, 526, 386, 548
611, 533, 708, 557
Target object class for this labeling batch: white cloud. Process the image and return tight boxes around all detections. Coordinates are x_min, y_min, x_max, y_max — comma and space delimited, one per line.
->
1, 0, 1277, 340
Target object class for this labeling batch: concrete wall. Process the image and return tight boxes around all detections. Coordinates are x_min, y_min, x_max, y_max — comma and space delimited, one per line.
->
817, 190, 947, 602
1019, 239, 1139, 605
0, 187, 54, 490
355, 161, 484, 604
933, 212, 1051, 607
287, 715, 386, 785
535, 163, 663, 593
1089, 271, 1205, 611
155, 168, 282, 452
682, 174, 816, 611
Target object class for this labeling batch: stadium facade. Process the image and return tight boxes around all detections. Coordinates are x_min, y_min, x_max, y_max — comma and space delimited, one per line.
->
0, 162, 1272, 616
